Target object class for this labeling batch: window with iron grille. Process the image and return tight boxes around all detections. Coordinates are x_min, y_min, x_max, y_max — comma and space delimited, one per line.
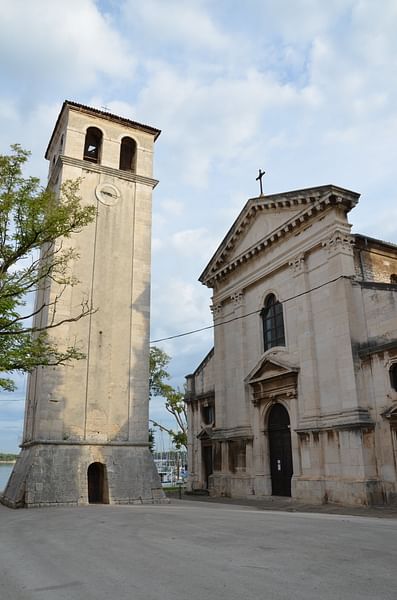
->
261, 293, 285, 351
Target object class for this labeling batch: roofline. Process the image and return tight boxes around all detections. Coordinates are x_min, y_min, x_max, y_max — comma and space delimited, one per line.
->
245, 183, 360, 204
45, 100, 161, 159
199, 184, 360, 285
186, 347, 214, 379
354, 233, 397, 253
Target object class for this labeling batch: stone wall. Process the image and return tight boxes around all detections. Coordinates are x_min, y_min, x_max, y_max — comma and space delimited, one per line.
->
2, 444, 163, 508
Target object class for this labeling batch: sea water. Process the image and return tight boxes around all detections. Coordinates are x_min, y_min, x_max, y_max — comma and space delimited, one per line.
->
0, 464, 13, 491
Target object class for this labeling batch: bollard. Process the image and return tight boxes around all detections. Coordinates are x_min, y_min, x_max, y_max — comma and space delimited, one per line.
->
177, 482, 182, 499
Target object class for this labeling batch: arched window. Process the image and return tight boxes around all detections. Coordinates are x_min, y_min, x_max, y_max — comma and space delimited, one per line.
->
83, 127, 102, 163
390, 364, 397, 391
261, 293, 285, 351
119, 137, 136, 171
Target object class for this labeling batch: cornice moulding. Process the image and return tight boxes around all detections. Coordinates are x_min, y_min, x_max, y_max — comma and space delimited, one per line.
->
200, 186, 359, 288
56, 155, 159, 188
211, 221, 354, 305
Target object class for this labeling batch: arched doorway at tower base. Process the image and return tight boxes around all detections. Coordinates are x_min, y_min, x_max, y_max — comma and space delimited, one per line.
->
87, 462, 109, 504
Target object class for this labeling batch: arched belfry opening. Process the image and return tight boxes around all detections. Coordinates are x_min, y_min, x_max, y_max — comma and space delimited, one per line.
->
268, 403, 293, 497
87, 462, 109, 504
119, 136, 137, 171
83, 127, 102, 163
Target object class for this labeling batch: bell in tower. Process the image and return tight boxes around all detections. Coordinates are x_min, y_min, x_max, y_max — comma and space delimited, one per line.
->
2, 101, 165, 507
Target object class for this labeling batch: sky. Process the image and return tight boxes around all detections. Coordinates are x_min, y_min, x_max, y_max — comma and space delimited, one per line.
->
0, 0, 397, 452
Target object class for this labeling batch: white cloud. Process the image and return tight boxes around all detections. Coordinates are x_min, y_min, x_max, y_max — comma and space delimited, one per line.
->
152, 277, 210, 330
160, 199, 184, 217
123, 0, 230, 52
261, 0, 353, 43
171, 228, 218, 259
0, 0, 134, 93
134, 64, 302, 186
151, 276, 212, 362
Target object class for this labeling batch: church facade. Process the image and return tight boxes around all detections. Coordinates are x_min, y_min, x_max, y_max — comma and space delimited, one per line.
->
185, 185, 397, 506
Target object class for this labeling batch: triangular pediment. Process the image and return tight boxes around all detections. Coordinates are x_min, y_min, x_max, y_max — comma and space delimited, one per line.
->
245, 354, 299, 385
227, 207, 302, 263
200, 185, 360, 287
197, 427, 213, 440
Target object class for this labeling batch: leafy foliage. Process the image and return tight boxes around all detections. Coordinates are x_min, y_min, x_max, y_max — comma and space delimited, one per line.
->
149, 346, 187, 450
0, 145, 96, 391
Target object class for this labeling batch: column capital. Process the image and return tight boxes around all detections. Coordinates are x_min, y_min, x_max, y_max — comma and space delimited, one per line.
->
289, 252, 306, 274
322, 228, 354, 256
210, 302, 223, 318
230, 290, 245, 308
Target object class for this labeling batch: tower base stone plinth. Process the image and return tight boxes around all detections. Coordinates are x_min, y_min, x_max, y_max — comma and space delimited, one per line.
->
2, 443, 167, 508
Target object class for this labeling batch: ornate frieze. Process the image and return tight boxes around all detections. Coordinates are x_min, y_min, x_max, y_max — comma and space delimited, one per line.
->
288, 252, 306, 274
322, 229, 354, 255
251, 381, 297, 407
230, 290, 245, 308
200, 186, 360, 288
210, 302, 223, 318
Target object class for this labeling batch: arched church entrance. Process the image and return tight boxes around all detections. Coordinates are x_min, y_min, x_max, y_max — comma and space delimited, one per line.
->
87, 462, 109, 504
268, 404, 293, 497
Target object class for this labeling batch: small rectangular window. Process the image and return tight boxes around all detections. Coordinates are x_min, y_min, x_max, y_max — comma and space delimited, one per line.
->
202, 404, 215, 425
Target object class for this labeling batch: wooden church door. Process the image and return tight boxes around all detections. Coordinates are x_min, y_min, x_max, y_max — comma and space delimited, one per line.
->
268, 404, 293, 497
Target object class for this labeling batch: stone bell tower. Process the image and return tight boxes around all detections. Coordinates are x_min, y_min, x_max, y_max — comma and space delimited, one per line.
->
3, 101, 165, 507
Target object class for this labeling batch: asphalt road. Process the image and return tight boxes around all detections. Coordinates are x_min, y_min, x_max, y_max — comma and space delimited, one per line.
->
0, 500, 396, 600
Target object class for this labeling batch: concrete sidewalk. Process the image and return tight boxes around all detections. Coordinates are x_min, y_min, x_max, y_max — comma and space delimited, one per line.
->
171, 491, 397, 519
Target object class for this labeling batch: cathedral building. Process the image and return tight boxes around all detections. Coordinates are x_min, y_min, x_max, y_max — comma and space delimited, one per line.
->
185, 185, 397, 506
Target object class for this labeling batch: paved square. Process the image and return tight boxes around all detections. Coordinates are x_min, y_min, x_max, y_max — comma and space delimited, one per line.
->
0, 501, 396, 600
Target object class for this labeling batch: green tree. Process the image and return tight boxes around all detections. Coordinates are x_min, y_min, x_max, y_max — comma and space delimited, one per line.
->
149, 346, 187, 450
0, 145, 96, 392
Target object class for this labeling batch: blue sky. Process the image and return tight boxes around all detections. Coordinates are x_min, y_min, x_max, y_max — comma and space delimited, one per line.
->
1, 0, 397, 452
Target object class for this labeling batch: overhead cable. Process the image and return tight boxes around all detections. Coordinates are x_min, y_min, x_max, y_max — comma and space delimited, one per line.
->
150, 274, 351, 344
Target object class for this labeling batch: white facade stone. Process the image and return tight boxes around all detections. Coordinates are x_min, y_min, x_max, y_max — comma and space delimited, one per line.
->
186, 185, 397, 506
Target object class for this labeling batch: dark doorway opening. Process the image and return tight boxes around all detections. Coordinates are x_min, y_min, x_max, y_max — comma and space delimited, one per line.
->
87, 462, 109, 504
202, 444, 213, 489
268, 403, 293, 497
